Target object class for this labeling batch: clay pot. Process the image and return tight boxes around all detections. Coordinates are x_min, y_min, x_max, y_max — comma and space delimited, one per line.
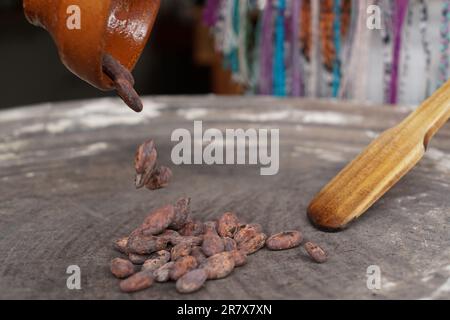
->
23, 0, 160, 90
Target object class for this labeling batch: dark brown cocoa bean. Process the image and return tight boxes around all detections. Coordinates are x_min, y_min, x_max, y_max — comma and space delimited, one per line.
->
223, 237, 237, 252
145, 166, 173, 190
238, 233, 267, 255
153, 261, 175, 282
203, 221, 218, 233
234, 224, 263, 244
140, 204, 175, 235
141, 250, 171, 272
191, 246, 207, 265
113, 237, 128, 254
176, 269, 208, 293
128, 253, 150, 265
217, 212, 240, 238
179, 219, 204, 236
110, 258, 135, 279
201, 231, 224, 257
231, 250, 247, 267
171, 242, 192, 261
127, 230, 168, 255
170, 197, 191, 230
169, 256, 198, 280
170, 235, 203, 246
134, 140, 158, 188
266, 231, 303, 250
119, 270, 154, 293
201, 252, 235, 280
134, 140, 157, 189
304, 241, 328, 263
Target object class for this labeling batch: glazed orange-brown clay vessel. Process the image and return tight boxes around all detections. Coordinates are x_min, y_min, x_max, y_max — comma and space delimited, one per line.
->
23, 0, 160, 91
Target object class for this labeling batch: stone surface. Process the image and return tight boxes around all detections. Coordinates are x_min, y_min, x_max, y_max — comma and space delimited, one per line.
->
0, 96, 449, 299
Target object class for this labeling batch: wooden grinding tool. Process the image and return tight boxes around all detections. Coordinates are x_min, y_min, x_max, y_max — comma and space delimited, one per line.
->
23, 0, 161, 112
307, 80, 450, 231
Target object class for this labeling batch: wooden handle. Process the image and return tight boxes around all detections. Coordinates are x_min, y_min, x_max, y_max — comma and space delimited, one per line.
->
307, 80, 450, 231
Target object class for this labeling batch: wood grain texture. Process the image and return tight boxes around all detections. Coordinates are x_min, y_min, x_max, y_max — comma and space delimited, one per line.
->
0, 96, 449, 299
308, 80, 450, 230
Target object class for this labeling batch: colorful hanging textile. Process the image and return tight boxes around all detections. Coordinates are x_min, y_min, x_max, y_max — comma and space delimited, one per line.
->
273, 0, 286, 96
438, 0, 450, 88
389, 0, 409, 104
419, 0, 432, 98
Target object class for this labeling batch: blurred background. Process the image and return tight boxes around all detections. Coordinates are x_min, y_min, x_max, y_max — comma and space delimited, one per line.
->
0, 0, 447, 110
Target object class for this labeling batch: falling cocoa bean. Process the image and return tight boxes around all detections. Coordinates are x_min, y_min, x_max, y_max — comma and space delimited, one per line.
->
110, 258, 135, 279
140, 204, 175, 235
231, 250, 247, 267
176, 269, 208, 294
169, 256, 198, 280
145, 166, 173, 190
266, 231, 303, 250
191, 246, 207, 265
170, 197, 191, 230
127, 230, 168, 255
113, 237, 128, 254
201, 230, 224, 257
217, 212, 240, 238
223, 237, 237, 252
153, 261, 175, 282
234, 224, 263, 244
179, 219, 204, 236
304, 241, 328, 263
171, 242, 192, 261
134, 140, 157, 189
119, 270, 154, 293
201, 252, 235, 280
238, 233, 267, 255
141, 250, 171, 272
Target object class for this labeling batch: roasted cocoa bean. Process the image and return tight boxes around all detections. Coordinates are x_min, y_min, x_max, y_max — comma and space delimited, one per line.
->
153, 261, 175, 282
203, 221, 218, 233
238, 233, 267, 255
141, 250, 171, 272
171, 242, 192, 261
304, 241, 327, 263
128, 253, 150, 265
145, 166, 173, 190
191, 246, 207, 265
119, 270, 154, 293
169, 256, 198, 280
266, 231, 303, 250
110, 258, 135, 279
127, 230, 168, 255
234, 224, 263, 244
231, 250, 247, 267
201, 231, 224, 257
134, 140, 157, 189
113, 237, 128, 254
201, 252, 235, 280
170, 197, 191, 230
140, 204, 175, 235
223, 237, 237, 252
176, 269, 208, 294
217, 212, 240, 238
179, 219, 204, 236
170, 235, 203, 246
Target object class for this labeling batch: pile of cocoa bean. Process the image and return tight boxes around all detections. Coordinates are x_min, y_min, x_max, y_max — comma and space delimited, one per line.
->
110, 197, 328, 294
